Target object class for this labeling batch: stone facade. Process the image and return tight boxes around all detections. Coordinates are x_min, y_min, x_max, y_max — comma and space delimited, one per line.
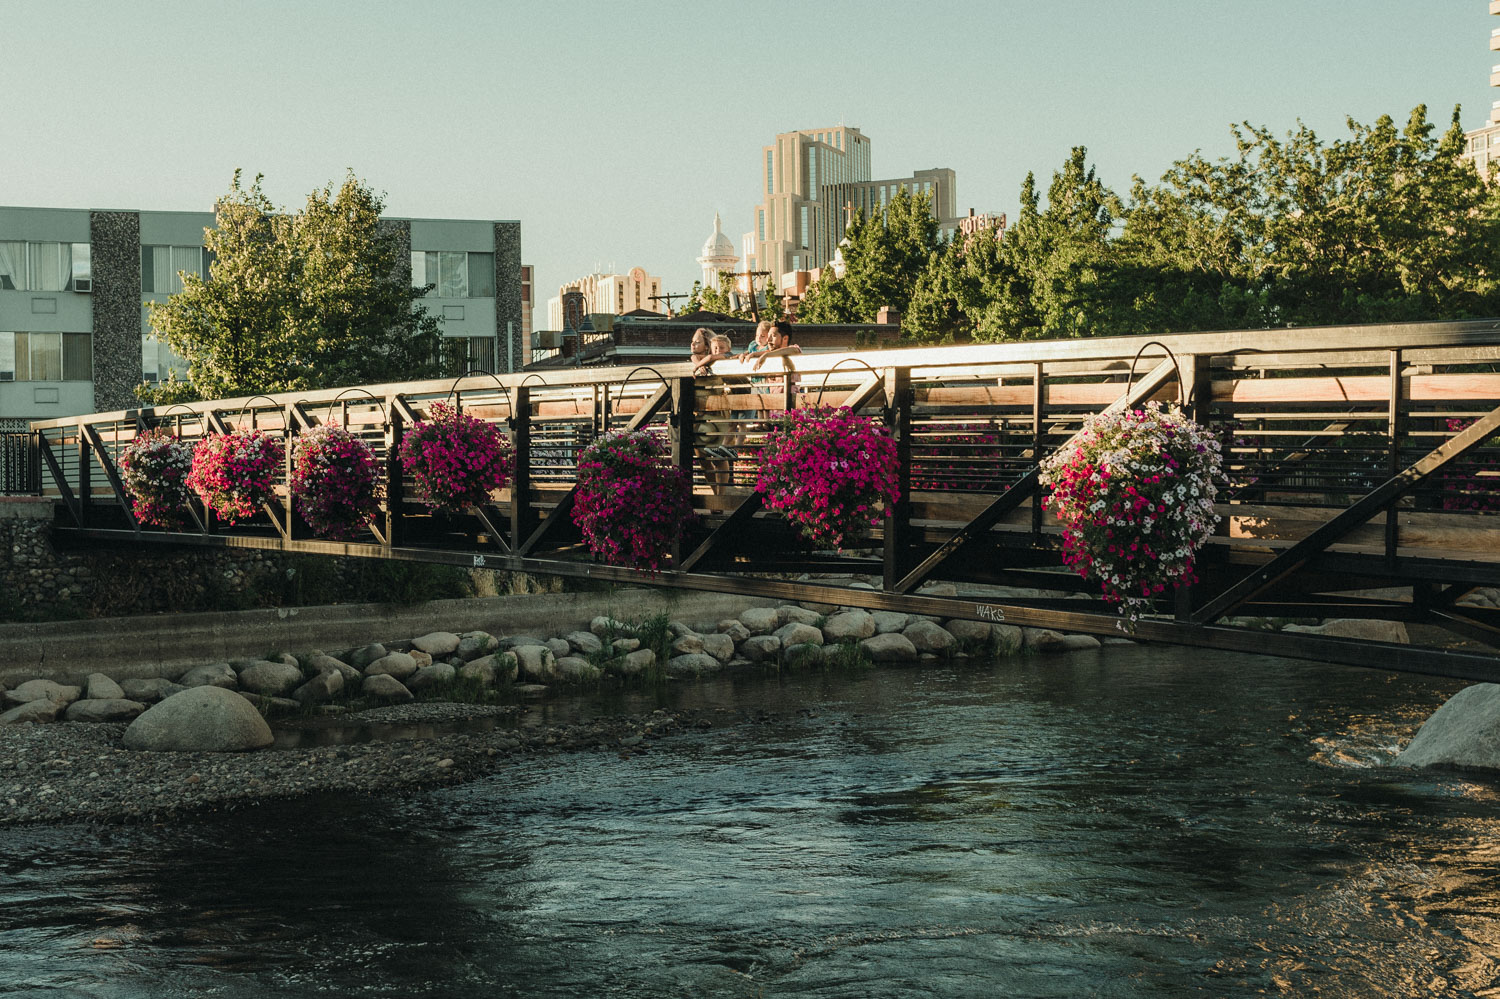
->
89, 211, 143, 413
493, 222, 522, 372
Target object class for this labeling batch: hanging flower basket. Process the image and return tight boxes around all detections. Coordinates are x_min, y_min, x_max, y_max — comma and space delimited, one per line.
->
572, 429, 695, 571
1039, 402, 1224, 622
290, 424, 380, 540
118, 429, 195, 528
186, 429, 282, 525
397, 401, 513, 514
755, 406, 899, 550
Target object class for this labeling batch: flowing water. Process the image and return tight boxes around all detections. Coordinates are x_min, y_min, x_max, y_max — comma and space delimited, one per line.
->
3, 645, 1499, 997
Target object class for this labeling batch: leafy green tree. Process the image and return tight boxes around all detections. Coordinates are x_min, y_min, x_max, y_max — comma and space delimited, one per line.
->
799, 189, 941, 323
141, 170, 444, 402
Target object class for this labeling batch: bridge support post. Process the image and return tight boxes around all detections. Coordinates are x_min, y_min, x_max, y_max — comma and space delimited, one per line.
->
1175, 353, 1211, 621
75, 420, 90, 529
384, 398, 406, 548
671, 377, 696, 565
510, 386, 533, 546
883, 367, 912, 591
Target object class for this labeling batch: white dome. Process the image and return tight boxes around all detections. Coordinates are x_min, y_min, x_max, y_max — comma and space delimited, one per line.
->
700, 212, 736, 259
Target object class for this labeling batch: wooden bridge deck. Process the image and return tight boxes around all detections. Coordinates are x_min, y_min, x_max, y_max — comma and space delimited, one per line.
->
27, 318, 1500, 682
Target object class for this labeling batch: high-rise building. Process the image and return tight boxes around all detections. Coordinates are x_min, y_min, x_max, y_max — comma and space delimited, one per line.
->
1463, 3, 1500, 174
545, 267, 663, 330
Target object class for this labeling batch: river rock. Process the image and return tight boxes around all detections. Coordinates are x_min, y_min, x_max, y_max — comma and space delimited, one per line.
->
179, 663, 237, 690
823, 610, 876, 642
774, 622, 824, 648
671, 634, 706, 656
717, 620, 750, 644
1283, 619, 1410, 644
667, 620, 698, 639
552, 657, 603, 683
457, 632, 499, 660
459, 652, 511, 687
85, 673, 125, 701
590, 616, 635, 638
612, 638, 641, 653
666, 653, 724, 678
408, 662, 456, 692
860, 633, 919, 663
64, 698, 145, 723
1398, 683, 1500, 770
346, 643, 388, 669
123, 686, 273, 752
777, 605, 822, 626
512, 645, 554, 681
4, 679, 81, 707
545, 638, 572, 659
497, 635, 547, 651
992, 624, 1024, 655
945, 619, 992, 644
565, 631, 603, 655
119, 678, 184, 704
872, 611, 909, 634
365, 652, 418, 680
238, 661, 305, 697
293, 669, 343, 705
1, 699, 62, 724
408, 650, 433, 669
411, 632, 460, 656
740, 635, 782, 663
1058, 634, 1102, 651
699, 633, 735, 663
782, 643, 826, 667
362, 673, 413, 702
611, 649, 656, 677
1023, 628, 1068, 652
739, 608, 780, 635
308, 654, 360, 686
903, 620, 956, 654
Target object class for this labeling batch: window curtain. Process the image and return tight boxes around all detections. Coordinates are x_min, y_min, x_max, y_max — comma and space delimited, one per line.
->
0, 242, 24, 290
438, 251, 467, 297
170, 246, 200, 293
31, 243, 71, 292
150, 246, 172, 294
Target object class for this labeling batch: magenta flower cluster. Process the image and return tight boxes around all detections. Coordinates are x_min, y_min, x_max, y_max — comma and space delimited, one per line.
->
912, 421, 1006, 493
398, 402, 513, 513
571, 429, 695, 571
755, 407, 899, 550
118, 429, 195, 528
186, 429, 282, 525
1441, 417, 1500, 512
1039, 402, 1224, 622
290, 423, 380, 540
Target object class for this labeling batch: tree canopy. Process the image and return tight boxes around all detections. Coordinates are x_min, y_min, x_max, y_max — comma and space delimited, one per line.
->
141, 171, 444, 402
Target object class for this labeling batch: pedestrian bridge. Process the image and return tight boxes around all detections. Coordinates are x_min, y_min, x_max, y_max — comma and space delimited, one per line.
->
22, 319, 1500, 682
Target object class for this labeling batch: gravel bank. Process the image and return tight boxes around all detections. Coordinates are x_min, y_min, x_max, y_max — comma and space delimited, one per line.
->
0, 701, 714, 827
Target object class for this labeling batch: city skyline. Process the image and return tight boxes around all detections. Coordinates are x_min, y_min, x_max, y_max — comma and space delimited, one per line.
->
4, 1, 1491, 321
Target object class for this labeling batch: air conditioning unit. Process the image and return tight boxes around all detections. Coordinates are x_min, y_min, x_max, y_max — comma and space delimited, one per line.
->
534, 330, 562, 349
72, 278, 92, 293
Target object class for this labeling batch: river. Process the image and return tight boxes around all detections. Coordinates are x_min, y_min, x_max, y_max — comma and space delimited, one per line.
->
2, 644, 1497, 997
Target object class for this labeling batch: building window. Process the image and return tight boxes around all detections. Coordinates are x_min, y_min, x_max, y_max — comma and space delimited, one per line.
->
809, 150, 818, 201
141, 245, 210, 295
766, 150, 774, 195
800, 206, 809, 249
411, 251, 495, 298
0, 242, 91, 292
758, 210, 765, 242
0, 331, 92, 381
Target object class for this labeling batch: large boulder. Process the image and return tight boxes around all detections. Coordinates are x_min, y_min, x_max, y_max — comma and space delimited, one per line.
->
407, 662, 457, 693
777, 605, 823, 626
365, 652, 418, 680
411, 631, 461, 656
307, 654, 360, 686
859, 633, 919, 663
512, 645, 555, 681
565, 631, 603, 656
871, 611, 909, 635
85, 674, 125, 701
666, 653, 724, 678
590, 616, 636, 638
0, 699, 62, 724
739, 607, 780, 635
944, 619, 992, 644
992, 624, 1024, 656
1023, 628, 1068, 652
545, 638, 572, 660
671, 634, 706, 656
119, 678, 184, 704
773, 622, 824, 648
3, 679, 81, 707
903, 620, 956, 654
457, 631, 499, 661
1399, 684, 1500, 770
740, 635, 782, 663
1283, 619, 1410, 645
823, 610, 876, 642
123, 686, 273, 752
179, 662, 238, 690
363, 674, 414, 702
552, 657, 603, 683
717, 620, 750, 644
293, 669, 343, 705
238, 661, 305, 697
461, 652, 518, 686
699, 633, 736, 663
497, 635, 548, 652
64, 699, 146, 723
610, 649, 656, 677
346, 643, 388, 670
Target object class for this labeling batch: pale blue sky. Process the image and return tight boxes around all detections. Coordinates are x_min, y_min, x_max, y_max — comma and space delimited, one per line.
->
3, 1, 1491, 315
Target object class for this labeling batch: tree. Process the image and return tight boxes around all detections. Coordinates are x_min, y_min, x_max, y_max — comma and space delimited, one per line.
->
799, 189, 942, 323
141, 170, 444, 402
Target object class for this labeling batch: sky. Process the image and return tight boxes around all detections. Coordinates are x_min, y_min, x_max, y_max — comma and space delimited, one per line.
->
3, 1, 1493, 318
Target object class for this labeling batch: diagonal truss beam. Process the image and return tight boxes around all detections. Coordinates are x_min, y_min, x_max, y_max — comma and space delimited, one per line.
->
37, 433, 81, 526
679, 373, 885, 573
1193, 398, 1500, 625
81, 425, 137, 531
892, 358, 1180, 594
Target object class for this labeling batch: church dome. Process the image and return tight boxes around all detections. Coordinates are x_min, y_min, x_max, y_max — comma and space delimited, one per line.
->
700, 212, 736, 259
